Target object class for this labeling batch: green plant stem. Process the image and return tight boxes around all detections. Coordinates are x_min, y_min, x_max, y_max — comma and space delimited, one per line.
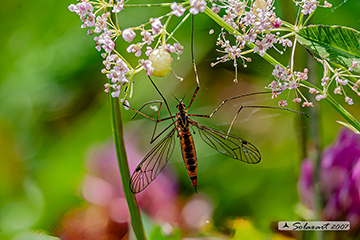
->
109, 95, 147, 240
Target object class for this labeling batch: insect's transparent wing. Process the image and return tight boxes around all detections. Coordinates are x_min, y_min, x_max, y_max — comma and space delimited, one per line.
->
191, 121, 261, 164
130, 129, 176, 193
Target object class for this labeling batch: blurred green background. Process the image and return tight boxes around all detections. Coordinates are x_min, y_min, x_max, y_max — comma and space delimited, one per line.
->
1, 0, 360, 239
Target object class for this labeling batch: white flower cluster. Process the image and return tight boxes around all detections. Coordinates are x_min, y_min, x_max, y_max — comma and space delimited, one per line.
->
210, 0, 287, 77
317, 59, 360, 106
69, 0, 211, 105
269, 58, 360, 107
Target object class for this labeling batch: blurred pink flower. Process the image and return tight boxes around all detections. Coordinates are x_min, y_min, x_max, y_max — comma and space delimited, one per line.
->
59, 133, 180, 239
298, 129, 360, 229
59, 131, 215, 238
85, 135, 180, 223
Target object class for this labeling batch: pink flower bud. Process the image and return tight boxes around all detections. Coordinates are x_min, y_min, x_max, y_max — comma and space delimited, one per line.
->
122, 28, 136, 43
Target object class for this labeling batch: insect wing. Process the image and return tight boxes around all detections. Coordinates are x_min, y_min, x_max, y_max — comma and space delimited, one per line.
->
191, 121, 261, 164
130, 129, 176, 193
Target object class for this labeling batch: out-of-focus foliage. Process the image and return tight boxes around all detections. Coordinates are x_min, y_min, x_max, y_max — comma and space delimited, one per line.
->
0, 0, 360, 240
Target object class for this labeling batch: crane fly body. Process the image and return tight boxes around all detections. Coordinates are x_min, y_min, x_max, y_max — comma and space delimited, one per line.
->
128, 85, 263, 194
176, 100, 198, 192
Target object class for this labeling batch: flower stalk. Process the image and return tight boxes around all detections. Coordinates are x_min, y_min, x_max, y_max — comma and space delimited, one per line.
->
109, 94, 147, 240
301, 81, 360, 133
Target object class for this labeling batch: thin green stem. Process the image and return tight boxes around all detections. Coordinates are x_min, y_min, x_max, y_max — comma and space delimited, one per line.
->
124, 3, 172, 8
109, 95, 147, 240
166, 12, 191, 42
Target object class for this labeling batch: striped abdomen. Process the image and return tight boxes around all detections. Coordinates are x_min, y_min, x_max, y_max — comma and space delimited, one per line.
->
179, 129, 198, 192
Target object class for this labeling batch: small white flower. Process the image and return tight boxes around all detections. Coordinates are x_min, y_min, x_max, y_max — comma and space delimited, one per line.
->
140, 59, 154, 76
189, 0, 206, 15
141, 31, 154, 45
145, 46, 153, 56
173, 43, 183, 55
334, 86, 342, 95
253, 39, 269, 57
288, 81, 298, 89
171, 2, 186, 17
324, 1, 332, 8
113, 0, 124, 13
94, 12, 110, 33
345, 96, 354, 105
309, 88, 319, 94
111, 85, 121, 98
94, 31, 115, 53
293, 98, 302, 103
315, 94, 327, 101
122, 28, 136, 42
349, 60, 359, 71
150, 18, 163, 34
302, 101, 314, 107
279, 38, 293, 47
301, 0, 318, 15
126, 44, 141, 57
150, 105, 159, 111
278, 100, 288, 107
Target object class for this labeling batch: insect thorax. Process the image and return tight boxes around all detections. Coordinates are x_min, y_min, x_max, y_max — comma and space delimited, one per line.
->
176, 111, 190, 131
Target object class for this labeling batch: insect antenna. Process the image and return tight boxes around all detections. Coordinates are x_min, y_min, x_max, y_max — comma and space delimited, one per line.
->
171, 93, 180, 101
182, 93, 186, 101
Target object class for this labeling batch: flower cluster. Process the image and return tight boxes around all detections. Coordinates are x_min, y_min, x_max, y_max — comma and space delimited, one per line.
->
268, 64, 318, 107
209, 0, 287, 82
267, 57, 360, 107
294, 0, 332, 15
315, 59, 360, 105
68, 0, 209, 108
69, 0, 346, 110
298, 129, 360, 228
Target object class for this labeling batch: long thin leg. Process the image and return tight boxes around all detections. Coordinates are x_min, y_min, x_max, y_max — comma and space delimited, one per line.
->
123, 101, 174, 123
123, 75, 178, 143
150, 121, 176, 144
123, 101, 176, 143
186, 14, 200, 111
131, 100, 173, 142
188, 91, 275, 118
131, 100, 163, 120
187, 86, 199, 111
188, 91, 307, 137
147, 76, 176, 127
225, 105, 307, 138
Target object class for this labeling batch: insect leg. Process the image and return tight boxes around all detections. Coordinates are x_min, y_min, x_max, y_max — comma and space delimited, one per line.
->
189, 92, 307, 137
150, 121, 176, 144
225, 105, 308, 137
131, 100, 163, 120
123, 100, 176, 143
147, 76, 176, 126
188, 91, 274, 119
186, 15, 200, 111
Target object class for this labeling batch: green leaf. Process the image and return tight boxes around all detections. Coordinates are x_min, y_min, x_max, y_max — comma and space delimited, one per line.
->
336, 121, 360, 134
296, 25, 360, 74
